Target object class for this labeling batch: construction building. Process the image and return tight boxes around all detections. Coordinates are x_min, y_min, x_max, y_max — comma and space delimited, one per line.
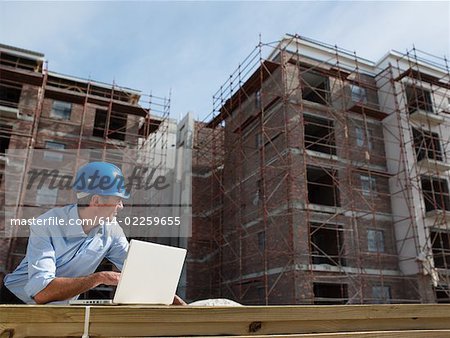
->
0, 44, 174, 296
188, 35, 450, 305
1, 35, 450, 306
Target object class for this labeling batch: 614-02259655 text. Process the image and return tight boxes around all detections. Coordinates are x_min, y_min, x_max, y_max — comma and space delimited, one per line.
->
100, 216, 181, 226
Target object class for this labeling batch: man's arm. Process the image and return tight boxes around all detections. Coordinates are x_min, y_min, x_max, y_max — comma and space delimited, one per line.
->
33, 271, 120, 304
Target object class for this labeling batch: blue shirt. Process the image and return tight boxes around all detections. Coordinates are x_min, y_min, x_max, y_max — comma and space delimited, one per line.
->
3, 204, 129, 304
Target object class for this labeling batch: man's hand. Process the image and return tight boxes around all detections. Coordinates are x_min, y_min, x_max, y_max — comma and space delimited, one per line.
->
95, 271, 121, 286
172, 294, 187, 306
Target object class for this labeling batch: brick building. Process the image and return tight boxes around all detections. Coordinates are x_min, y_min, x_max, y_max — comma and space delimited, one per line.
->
1, 36, 450, 305
187, 35, 450, 304
0, 44, 170, 286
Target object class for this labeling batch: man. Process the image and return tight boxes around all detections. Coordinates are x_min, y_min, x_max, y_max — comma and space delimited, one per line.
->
1, 162, 185, 305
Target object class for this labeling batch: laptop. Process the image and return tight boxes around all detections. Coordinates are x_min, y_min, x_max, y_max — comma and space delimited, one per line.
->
69, 239, 187, 305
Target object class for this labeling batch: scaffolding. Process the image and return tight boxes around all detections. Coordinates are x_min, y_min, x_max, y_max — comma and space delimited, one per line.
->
2, 38, 450, 305
188, 35, 450, 305
0, 45, 172, 292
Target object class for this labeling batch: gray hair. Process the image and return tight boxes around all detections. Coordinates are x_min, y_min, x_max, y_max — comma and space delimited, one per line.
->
77, 194, 94, 208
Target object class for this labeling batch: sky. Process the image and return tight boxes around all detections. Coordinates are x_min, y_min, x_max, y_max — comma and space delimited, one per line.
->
0, 1, 449, 122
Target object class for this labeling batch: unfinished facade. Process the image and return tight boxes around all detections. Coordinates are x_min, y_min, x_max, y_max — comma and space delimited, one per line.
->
188, 35, 450, 304
2, 37, 450, 305
0, 44, 172, 293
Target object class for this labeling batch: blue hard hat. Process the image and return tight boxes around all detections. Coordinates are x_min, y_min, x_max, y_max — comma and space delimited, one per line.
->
72, 162, 130, 199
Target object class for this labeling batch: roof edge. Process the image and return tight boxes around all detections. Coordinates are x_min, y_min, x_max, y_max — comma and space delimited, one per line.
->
0, 43, 45, 59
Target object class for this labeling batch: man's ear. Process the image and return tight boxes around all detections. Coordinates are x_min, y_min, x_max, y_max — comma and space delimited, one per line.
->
90, 195, 101, 207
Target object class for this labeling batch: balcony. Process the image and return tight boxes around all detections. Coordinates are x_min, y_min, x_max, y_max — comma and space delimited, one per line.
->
0, 153, 9, 164
409, 108, 444, 126
417, 157, 450, 174
425, 208, 449, 220
0, 104, 20, 119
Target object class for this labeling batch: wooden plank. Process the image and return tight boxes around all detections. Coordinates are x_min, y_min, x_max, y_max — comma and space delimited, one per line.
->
86, 318, 450, 336
3, 304, 450, 323
178, 331, 450, 338
0, 305, 85, 323
11, 330, 450, 338
87, 304, 450, 323
1, 304, 450, 337
1, 323, 83, 338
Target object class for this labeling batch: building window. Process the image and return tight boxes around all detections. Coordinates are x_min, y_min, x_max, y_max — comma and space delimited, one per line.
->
307, 166, 340, 207
88, 148, 103, 163
356, 127, 364, 147
351, 85, 367, 104
368, 229, 385, 252
355, 126, 373, 150
304, 115, 336, 155
258, 231, 265, 251
405, 85, 434, 114
105, 151, 123, 170
0, 124, 13, 154
412, 127, 443, 162
93, 109, 127, 141
360, 175, 377, 196
253, 179, 263, 206
372, 286, 391, 304
255, 90, 261, 109
421, 177, 450, 212
257, 286, 265, 302
50, 100, 72, 120
302, 71, 330, 105
88, 149, 122, 169
310, 223, 345, 266
43, 141, 65, 161
313, 283, 348, 305
435, 285, 450, 303
0, 81, 22, 108
36, 186, 58, 205
255, 133, 263, 148
431, 231, 450, 269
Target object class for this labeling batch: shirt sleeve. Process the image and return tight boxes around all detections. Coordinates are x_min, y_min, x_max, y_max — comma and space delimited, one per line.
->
24, 222, 56, 299
105, 223, 129, 271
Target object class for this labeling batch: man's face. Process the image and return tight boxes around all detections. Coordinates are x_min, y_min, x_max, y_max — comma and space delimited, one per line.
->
96, 195, 124, 220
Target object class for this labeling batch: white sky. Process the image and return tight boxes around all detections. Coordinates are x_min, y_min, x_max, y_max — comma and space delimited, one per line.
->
0, 1, 449, 121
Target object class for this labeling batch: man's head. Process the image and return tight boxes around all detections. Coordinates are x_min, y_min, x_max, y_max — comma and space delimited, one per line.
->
77, 194, 123, 219
73, 162, 129, 218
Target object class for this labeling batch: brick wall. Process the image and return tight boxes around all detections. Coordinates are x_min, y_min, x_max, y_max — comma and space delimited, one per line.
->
196, 60, 424, 304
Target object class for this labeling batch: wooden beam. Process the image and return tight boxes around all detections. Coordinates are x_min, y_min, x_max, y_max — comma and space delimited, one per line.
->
1, 304, 450, 337
187, 331, 450, 338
